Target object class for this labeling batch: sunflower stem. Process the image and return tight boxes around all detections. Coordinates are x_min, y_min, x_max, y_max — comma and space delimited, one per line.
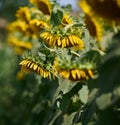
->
63, 22, 83, 33
43, 43, 55, 52
71, 50, 80, 57
112, 21, 118, 33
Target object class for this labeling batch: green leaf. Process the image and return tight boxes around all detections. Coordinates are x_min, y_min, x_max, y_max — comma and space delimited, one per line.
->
80, 101, 97, 125
58, 78, 75, 94
72, 112, 81, 124
57, 82, 83, 113
50, 5, 64, 26
61, 112, 77, 125
78, 85, 89, 104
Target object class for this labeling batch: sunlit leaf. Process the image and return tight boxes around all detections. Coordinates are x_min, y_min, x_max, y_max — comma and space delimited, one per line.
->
78, 85, 89, 104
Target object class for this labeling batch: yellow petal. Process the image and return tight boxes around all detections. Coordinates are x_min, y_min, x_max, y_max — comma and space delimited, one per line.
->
88, 69, 94, 78
61, 38, 66, 48
33, 64, 38, 70
57, 37, 61, 46
68, 35, 74, 46
71, 69, 77, 79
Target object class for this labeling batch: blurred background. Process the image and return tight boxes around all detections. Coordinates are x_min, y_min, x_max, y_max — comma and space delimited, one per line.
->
0, 0, 29, 124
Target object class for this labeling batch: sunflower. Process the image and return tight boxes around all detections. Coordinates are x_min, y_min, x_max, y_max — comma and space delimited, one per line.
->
19, 59, 53, 78
29, 19, 50, 35
16, 6, 31, 22
29, 0, 37, 4
62, 14, 73, 25
53, 58, 94, 81
85, 14, 103, 41
57, 68, 94, 81
40, 31, 84, 49
29, 0, 51, 15
79, 0, 120, 24
7, 20, 28, 34
7, 35, 33, 51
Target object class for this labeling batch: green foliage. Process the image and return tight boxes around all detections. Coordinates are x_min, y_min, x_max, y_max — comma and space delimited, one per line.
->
50, 4, 64, 26
0, 0, 120, 125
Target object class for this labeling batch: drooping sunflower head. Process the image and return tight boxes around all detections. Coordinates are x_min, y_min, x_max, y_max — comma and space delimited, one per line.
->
29, 0, 51, 15
58, 68, 94, 81
7, 34, 33, 54
53, 49, 102, 81
16, 6, 31, 22
7, 20, 28, 34
79, 0, 120, 24
29, 19, 50, 36
20, 59, 52, 78
85, 14, 103, 41
53, 58, 94, 81
19, 51, 55, 78
40, 29, 84, 49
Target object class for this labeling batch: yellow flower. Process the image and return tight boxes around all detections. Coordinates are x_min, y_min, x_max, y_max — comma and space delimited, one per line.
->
53, 59, 94, 81
29, 0, 37, 4
29, 0, 51, 15
7, 35, 33, 50
19, 59, 53, 78
62, 14, 73, 25
16, 6, 31, 22
79, 0, 120, 24
40, 31, 84, 49
58, 68, 94, 81
59, 70, 70, 79
29, 19, 50, 35
24, 26, 36, 39
7, 20, 28, 34
85, 14, 103, 41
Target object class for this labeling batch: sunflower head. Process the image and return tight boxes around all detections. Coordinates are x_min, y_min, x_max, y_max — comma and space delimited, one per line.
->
16, 6, 31, 22
40, 30, 84, 49
7, 21, 28, 34
19, 59, 52, 78
58, 68, 94, 81
53, 59, 94, 81
62, 14, 73, 25
19, 55, 55, 79
85, 14, 103, 41
19, 49, 56, 78
30, 0, 51, 15
8, 35, 33, 49
7, 34, 33, 54
79, 0, 120, 24
29, 19, 50, 35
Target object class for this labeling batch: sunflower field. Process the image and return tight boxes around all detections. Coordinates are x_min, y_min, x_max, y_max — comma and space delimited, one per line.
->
0, 0, 120, 125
